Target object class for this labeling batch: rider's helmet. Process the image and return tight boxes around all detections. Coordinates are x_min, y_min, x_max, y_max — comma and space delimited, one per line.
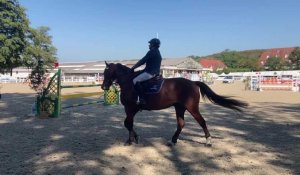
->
148, 38, 160, 48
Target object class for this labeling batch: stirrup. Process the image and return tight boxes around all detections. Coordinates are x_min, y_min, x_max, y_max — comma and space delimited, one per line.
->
136, 96, 146, 105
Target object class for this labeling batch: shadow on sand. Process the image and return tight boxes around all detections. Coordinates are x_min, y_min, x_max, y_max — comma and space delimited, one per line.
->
0, 93, 299, 174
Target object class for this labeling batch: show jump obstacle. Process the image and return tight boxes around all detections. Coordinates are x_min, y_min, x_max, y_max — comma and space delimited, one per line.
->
36, 69, 119, 118
250, 73, 300, 92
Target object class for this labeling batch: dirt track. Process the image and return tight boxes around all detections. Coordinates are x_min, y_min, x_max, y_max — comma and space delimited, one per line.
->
0, 81, 299, 175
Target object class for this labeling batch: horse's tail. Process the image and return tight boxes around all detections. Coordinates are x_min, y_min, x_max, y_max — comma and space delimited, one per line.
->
195, 81, 248, 112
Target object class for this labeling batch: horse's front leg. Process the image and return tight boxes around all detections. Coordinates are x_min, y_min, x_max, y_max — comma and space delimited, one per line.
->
168, 104, 186, 146
124, 106, 139, 145
124, 117, 139, 145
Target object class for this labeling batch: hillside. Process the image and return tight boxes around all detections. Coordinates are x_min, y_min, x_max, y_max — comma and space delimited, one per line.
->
190, 49, 266, 72
198, 49, 265, 61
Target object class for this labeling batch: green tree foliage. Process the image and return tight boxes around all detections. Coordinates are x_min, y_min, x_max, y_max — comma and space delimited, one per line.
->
0, 0, 57, 91
238, 58, 260, 71
194, 49, 264, 72
0, 0, 30, 74
216, 50, 241, 68
24, 26, 57, 68
265, 57, 282, 70
288, 47, 300, 70
25, 26, 57, 92
188, 55, 201, 60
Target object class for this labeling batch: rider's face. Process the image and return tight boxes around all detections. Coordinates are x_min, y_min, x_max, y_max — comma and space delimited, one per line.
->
149, 43, 153, 49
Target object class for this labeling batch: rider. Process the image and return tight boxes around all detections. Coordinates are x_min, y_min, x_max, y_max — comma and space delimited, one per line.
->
131, 38, 162, 105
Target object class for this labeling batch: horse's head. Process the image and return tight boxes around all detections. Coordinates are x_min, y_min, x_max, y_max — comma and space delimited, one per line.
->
101, 61, 132, 90
101, 61, 117, 90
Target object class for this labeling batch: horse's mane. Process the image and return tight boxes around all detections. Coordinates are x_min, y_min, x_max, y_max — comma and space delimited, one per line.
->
115, 63, 130, 73
115, 63, 141, 78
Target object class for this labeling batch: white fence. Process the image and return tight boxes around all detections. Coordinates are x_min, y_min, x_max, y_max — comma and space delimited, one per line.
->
0, 77, 28, 83
61, 76, 99, 83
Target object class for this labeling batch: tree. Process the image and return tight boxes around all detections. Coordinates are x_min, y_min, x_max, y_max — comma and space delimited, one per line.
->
288, 47, 300, 70
0, 0, 30, 75
24, 26, 57, 67
237, 58, 260, 71
24, 26, 57, 91
265, 57, 282, 70
188, 55, 201, 61
217, 50, 241, 68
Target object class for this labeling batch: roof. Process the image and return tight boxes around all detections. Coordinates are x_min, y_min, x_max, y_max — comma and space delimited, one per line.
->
162, 57, 203, 70
59, 57, 203, 74
199, 59, 226, 70
161, 57, 189, 66
259, 47, 295, 65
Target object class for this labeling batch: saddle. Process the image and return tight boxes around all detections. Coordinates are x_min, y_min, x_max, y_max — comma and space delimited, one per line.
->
141, 75, 165, 94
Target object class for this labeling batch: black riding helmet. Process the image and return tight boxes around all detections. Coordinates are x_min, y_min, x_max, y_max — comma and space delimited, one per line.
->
148, 38, 160, 48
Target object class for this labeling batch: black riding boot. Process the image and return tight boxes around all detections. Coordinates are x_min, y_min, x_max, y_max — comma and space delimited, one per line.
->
134, 82, 146, 105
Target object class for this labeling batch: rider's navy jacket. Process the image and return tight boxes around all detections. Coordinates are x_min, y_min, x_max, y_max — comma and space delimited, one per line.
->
132, 48, 162, 75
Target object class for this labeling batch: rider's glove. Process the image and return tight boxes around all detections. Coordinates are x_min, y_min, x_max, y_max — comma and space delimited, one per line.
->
130, 67, 135, 73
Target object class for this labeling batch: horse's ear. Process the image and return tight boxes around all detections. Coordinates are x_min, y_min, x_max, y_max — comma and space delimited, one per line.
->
105, 61, 108, 66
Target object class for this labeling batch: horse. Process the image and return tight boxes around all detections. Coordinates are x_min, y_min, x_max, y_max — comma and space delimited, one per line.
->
101, 62, 248, 146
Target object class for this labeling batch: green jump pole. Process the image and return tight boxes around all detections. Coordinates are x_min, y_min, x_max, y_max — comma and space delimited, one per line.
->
61, 92, 104, 100
62, 100, 104, 109
54, 68, 61, 117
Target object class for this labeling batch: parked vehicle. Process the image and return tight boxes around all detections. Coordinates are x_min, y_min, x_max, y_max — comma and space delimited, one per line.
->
222, 76, 234, 83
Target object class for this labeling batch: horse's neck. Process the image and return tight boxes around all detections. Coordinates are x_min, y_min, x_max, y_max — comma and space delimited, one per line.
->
116, 72, 136, 94
118, 79, 135, 97
115, 73, 132, 89
114, 64, 139, 94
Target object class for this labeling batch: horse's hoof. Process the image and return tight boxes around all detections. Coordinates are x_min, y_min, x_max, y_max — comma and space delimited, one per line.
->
134, 135, 140, 144
124, 140, 132, 146
166, 140, 176, 147
205, 143, 212, 147
205, 136, 212, 147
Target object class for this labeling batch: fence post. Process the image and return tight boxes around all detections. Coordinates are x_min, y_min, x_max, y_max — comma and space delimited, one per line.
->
54, 68, 61, 117
36, 95, 41, 116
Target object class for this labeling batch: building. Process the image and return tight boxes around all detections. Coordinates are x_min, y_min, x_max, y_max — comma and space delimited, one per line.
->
58, 57, 206, 82
199, 59, 226, 71
160, 57, 205, 79
0, 67, 32, 83
259, 47, 295, 67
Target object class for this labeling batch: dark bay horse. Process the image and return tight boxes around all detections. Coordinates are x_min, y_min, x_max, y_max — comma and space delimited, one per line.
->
101, 62, 248, 146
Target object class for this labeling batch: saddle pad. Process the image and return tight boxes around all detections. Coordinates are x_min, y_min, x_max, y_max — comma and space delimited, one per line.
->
142, 79, 165, 94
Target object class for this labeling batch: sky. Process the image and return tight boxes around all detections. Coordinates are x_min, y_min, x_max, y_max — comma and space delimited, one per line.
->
19, 0, 300, 63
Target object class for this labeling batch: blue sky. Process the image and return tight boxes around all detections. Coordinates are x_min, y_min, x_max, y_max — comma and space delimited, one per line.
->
20, 0, 300, 62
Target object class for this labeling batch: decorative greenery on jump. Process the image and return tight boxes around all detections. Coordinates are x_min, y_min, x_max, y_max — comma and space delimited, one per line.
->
36, 69, 119, 118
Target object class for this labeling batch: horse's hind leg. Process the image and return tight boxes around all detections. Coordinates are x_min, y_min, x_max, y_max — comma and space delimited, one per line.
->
187, 104, 212, 146
168, 104, 186, 146
124, 106, 139, 145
